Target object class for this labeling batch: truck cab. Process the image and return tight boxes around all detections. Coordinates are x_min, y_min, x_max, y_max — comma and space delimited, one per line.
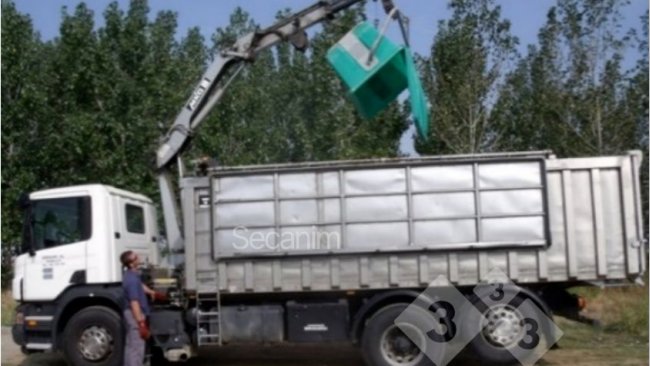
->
12, 184, 160, 355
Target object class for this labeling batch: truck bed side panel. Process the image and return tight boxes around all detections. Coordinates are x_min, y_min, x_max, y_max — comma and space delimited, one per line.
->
182, 152, 644, 293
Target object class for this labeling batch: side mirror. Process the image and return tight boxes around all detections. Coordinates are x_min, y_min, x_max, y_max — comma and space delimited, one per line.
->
26, 217, 36, 256
18, 193, 35, 256
18, 192, 30, 209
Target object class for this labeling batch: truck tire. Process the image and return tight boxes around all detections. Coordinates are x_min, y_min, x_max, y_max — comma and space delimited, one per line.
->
361, 304, 435, 366
63, 306, 124, 366
463, 292, 551, 365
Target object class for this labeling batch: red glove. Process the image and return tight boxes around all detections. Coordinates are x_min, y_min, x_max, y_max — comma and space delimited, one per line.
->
138, 320, 150, 340
153, 291, 169, 303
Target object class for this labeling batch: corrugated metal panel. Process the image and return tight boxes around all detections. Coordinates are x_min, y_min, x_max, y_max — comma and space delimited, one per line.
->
210, 157, 548, 258
182, 152, 644, 293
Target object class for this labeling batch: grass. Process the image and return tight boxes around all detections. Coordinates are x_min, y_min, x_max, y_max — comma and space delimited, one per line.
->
570, 274, 649, 339
546, 316, 649, 365
1, 280, 646, 334
0, 285, 647, 366
1, 291, 16, 326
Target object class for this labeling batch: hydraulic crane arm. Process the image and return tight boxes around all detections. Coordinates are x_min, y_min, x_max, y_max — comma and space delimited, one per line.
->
156, 0, 378, 265
156, 0, 366, 171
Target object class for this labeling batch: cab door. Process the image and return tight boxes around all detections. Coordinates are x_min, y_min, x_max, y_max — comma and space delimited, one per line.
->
23, 195, 91, 301
113, 196, 153, 275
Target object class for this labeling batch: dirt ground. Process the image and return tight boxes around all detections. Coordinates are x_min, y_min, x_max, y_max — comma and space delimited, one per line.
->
2, 317, 648, 366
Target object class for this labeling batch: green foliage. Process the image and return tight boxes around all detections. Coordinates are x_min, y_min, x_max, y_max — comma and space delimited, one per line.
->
0, 0, 647, 289
1, 291, 16, 326
0, 0, 207, 287
194, 4, 406, 165
416, 0, 518, 154
571, 271, 649, 338
489, 0, 648, 234
491, 1, 642, 156
0, 1, 407, 287
1, 1, 48, 288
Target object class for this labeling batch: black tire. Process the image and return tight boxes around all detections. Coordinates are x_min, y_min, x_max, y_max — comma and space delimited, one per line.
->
463, 292, 552, 365
63, 306, 124, 366
361, 303, 436, 366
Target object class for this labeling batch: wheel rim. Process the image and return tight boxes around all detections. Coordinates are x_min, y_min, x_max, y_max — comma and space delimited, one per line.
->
78, 325, 114, 361
481, 304, 524, 348
380, 323, 425, 366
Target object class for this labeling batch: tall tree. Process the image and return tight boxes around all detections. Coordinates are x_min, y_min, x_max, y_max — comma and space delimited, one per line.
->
194, 5, 407, 165
628, 13, 649, 234
1, 1, 49, 287
193, 7, 274, 165
417, 0, 518, 155
491, 7, 572, 152
492, 0, 641, 157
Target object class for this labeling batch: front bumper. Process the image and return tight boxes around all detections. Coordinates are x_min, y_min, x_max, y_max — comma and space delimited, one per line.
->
10, 303, 55, 352
11, 323, 25, 347
11, 304, 25, 347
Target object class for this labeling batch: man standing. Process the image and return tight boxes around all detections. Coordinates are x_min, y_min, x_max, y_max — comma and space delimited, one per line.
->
120, 250, 162, 366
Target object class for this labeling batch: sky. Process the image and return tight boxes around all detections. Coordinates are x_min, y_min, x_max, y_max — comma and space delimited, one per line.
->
11, 0, 649, 155
13, 0, 647, 59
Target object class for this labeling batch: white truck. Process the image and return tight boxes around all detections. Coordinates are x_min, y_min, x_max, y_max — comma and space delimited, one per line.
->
10, 1, 646, 365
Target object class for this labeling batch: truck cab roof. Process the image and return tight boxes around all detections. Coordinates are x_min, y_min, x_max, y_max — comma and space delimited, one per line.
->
30, 184, 153, 204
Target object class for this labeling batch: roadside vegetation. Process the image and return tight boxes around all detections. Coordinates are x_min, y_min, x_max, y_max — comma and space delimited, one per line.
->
1, 284, 648, 365
572, 273, 649, 339
2, 291, 16, 326
552, 277, 649, 365
550, 317, 648, 366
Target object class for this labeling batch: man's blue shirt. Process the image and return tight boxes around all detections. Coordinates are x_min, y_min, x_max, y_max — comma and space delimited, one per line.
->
122, 270, 150, 316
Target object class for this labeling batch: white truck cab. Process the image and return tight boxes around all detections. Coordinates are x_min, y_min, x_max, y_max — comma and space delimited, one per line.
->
13, 184, 159, 303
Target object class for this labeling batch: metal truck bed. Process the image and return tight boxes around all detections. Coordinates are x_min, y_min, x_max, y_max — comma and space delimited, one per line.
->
180, 151, 645, 293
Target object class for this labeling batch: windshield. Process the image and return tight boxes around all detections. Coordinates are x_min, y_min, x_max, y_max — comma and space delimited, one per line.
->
25, 196, 92, 252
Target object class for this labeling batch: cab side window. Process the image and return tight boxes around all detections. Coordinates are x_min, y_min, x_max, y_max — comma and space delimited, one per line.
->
125, 204, 145, 234
32, 197, 92, 250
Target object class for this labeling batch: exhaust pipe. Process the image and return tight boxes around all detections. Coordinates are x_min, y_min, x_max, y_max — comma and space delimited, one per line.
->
164, 346, 193, 362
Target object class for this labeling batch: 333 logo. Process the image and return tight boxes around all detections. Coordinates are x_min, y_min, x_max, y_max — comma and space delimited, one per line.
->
394, 269, 563, 366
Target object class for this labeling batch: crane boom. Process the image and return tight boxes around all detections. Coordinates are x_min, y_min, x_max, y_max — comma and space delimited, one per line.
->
156, 0, 374, 263
156, 0, 365, 171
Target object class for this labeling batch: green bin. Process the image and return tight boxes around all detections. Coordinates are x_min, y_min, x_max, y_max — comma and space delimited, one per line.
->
327, 22, 407, 119
327, 22, 429, 139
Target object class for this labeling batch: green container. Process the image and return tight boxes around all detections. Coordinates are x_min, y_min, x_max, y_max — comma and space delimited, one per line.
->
404, 47, 429, 139
327, 22, 429, 139
327, 22, 408, 119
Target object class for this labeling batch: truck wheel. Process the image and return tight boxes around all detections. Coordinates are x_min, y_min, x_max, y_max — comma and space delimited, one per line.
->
361, 304, 435, 366
464, 293, 551, 365
63, 306, 124, 366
